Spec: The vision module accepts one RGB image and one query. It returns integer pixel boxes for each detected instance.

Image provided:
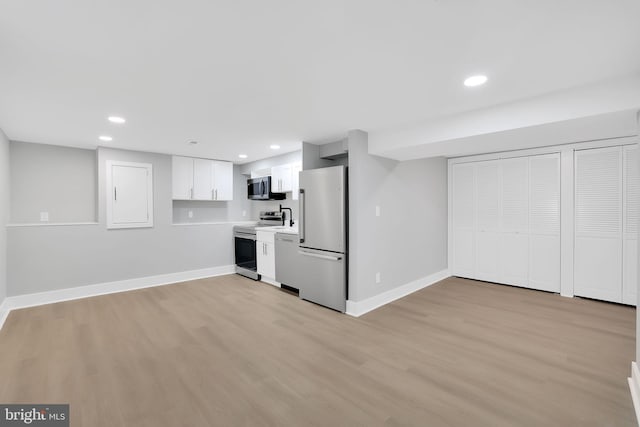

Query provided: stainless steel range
[233,211,284,280]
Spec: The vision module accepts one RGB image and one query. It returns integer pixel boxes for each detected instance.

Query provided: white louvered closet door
[528,154,561,292]
[574,147,623,303]
[475,160,501,283]
[500,157,529,287]
[452,163,476,278]
[623,145,638,305]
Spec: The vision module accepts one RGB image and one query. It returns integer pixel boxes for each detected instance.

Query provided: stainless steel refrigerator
[298,165,347,312]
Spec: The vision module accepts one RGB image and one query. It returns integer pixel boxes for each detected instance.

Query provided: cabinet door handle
[114,187,117,201]
[299,189,305,243]
[190,188,193,199]
[215,189,218,200]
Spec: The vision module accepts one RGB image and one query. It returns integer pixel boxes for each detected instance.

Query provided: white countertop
[255,224,299,235]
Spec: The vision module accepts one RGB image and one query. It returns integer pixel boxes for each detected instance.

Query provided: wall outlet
[188,210,194,219]
[375,205,380,217]
[40,212,49,222]
[375,272,381,284]
[242,210,246,217]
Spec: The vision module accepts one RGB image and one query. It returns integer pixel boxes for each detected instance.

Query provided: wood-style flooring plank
[0,275,635,426]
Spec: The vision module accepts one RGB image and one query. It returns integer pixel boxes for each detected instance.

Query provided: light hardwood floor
[0,276,635,426]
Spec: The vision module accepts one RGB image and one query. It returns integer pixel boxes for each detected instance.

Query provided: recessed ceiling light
[108,116,126,124]
[270,145,280,150]
[99,135,113,142]
[188,140,198,145]
[464,75,488,87]
[238,154,248,159]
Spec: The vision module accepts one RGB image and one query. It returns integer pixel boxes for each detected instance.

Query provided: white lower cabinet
[256,231,276,280]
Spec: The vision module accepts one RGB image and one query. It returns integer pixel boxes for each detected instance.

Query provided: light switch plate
[375,272,381,284]
[40,212,49,222]
[188,210,194,219]
[375,206,380,217]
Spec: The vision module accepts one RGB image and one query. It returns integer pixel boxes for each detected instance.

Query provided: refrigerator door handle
[298,250,342,261]
[299,189,305,243]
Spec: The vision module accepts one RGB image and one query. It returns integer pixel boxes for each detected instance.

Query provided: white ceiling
[1,0,639,163]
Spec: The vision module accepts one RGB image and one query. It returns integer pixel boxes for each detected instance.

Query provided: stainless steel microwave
[247,176,286,200]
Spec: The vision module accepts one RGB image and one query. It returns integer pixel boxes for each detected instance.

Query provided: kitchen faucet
[279,205,294,227]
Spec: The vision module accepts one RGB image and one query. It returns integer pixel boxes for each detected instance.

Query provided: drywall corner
[0,129,10,306]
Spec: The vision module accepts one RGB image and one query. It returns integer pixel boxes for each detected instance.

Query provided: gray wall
[348,130,448,302]
[0,129,10,304]
[10,141,96,223]
[302,142,335,170]
[7,146,244,296]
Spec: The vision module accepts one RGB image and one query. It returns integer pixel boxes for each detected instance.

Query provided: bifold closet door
[451,154,560,292]
[475,160,501,283]
[528,154,561,292]
[452,162,476,278]
[574,147,623,303]
[499,157,529,287]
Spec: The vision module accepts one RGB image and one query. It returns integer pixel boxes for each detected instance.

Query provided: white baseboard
[0,297,9,332]
[346,269,450,317]
[628,362,640,426]
[0,265,235,331]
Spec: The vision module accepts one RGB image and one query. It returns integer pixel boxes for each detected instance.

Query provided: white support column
[560,149,574,297]
[636,110,640,362]
[630,110,640,426]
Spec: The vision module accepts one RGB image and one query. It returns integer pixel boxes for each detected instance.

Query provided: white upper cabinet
[106,160,154,229]
[270,161,302,197]
[172,156,194,200]
[171,156,233,201]
[212,160,233,201]
[193,158,214,200]
[271,164,293,193]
